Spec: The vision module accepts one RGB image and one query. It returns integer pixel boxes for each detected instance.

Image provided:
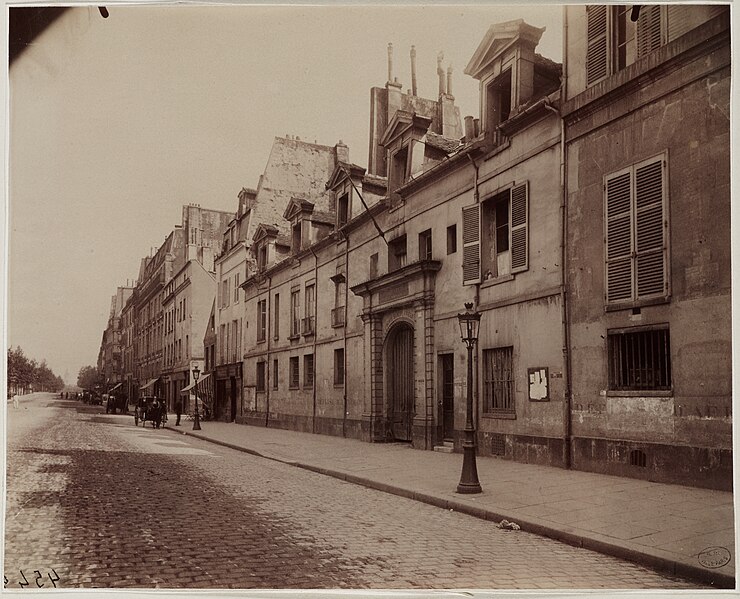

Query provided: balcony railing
[301,316,315,336]
[331,307,345,327]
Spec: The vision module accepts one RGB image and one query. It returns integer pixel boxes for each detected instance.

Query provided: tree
[77,365,103,390]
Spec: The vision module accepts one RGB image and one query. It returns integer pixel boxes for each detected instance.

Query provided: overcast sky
[8,4,563,383]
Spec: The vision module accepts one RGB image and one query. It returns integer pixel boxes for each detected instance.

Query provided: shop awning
[140,378,159,391]
[109,383,122,391]
[180,373,211,393]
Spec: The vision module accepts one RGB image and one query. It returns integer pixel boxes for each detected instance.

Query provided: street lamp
[457,302,482,494]
[192,365,202,431]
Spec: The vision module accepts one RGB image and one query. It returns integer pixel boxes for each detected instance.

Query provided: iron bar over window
[608,327,671,391]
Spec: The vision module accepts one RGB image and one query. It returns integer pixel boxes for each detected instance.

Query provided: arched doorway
[386,323,414,441]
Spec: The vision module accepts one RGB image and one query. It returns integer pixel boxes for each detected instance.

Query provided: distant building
[562,5,731,489]
[97,285,134,395]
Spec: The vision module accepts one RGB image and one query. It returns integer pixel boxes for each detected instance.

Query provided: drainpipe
[466,152,481,432]
[342,230,350,437]
[265,275,272,428]
[309,246,319,434]
[544,95,572,470]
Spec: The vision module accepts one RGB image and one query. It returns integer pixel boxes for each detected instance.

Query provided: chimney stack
[464,116,475,140]
[437,51,446,96]
[410,45,417,96]
[387,43,393,83]
[447,64,453,97]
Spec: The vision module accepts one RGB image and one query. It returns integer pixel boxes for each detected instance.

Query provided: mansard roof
[464,19,546,80]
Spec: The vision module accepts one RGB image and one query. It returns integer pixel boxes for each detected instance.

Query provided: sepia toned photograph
[5,2,734,592]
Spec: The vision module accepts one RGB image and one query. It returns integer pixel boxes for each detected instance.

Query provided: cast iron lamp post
[457,302,482,494]
[192,365,202,431]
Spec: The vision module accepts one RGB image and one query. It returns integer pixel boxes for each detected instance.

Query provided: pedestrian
[175,396,182,426]
[151,397,161,428]
[12,394,19,409]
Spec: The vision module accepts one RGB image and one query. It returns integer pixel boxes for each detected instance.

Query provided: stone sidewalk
[164,420,736,588]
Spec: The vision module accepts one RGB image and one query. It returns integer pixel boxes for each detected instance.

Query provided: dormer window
[257,244,267,270]
[390,146,409,191]
[337,192,349,226]
[292,223,302,253]
[486,69,512,131]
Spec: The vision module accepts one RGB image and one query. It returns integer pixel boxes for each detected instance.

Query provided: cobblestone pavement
[5,395,704,590]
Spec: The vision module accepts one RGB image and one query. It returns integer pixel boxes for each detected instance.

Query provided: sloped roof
[425,131,462,154]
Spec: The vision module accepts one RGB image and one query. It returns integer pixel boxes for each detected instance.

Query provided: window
[303,285,315,335]
[256,361,266,392]
[419,229,432,261]
[272,359,279,390]
[332,277,346,327]
[447,224,457,254]
[290,290,300,337]
[605,156,667,305]
[608,326,671,391]
[337,192,349,226]
[462,182,529,285]
[585,5,703,87]
[390,146,409,191]
[388,235,407,272]
[303,354,314,388]
[289,356,299,388]
[292,223,302,253]
[369,253,379,279]
[483,347,514,414]
[257,299,267,342]
[485,69,512,131]
[185,335,189,358]
[273,294,280,340]
[334,348,345,386]
[234,273,240,302]
[257,244,267,270]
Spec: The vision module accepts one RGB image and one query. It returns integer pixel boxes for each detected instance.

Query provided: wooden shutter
[605,170,633,303]
[637,5,664,58]
[462,204,481,285]
[666,5,692,42]
[510,182,529,273]
[586,5,608,86]
[635,158,666,298]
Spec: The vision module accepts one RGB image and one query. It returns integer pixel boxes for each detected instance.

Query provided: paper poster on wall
[528,367,549,401]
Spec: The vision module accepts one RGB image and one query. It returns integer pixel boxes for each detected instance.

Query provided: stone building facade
[562,5,731,489]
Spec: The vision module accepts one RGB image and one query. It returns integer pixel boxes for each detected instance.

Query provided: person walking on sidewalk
[12,394,19,409]
[175,397,182,426]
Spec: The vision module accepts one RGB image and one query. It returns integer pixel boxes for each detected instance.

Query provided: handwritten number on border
[34,570,44,588]
[18,570,29,588]
[48,569,60,588]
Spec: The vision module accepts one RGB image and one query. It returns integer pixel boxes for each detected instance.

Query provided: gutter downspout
[342,230,350,438]
[264,275,272,428]
[309,246,319,434]
[466,152,481,431]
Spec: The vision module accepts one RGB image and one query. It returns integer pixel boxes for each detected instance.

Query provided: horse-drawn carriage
[134,396,167,428]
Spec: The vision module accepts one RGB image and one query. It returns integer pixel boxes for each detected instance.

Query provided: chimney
[464,116,475,140]
[473,118,480,137]
[410,45,417,96]
[335,140,349,164]
[446,65,453,97]
[437,51,446,96]
[387,43,393,83]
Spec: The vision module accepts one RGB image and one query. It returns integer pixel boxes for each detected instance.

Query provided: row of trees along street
[76,365,105,392]
[7,346,65,396]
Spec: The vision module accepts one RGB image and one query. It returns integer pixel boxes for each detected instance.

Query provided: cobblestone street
[5,394,704,590]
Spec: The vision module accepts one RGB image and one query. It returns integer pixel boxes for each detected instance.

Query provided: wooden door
[388,325,414,441]
[441,354,455,440]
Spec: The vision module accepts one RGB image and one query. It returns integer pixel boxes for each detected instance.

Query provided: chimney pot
[464,115,475,140]
[410,45,417,96]
[387,43,393,83]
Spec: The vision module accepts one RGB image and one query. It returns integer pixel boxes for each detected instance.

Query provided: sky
[7,3,563,384]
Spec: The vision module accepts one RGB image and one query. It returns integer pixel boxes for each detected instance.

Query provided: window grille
[483,347,514,414]
[334,348,345,385]
[608,327,671,391]
[256,362,266,392]
[304,354,314,388]
[289,357,299,388]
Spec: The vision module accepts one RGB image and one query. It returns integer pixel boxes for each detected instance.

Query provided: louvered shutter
[510,182,529,273]
[586,5,608,86]
[605,171,633,303]
[462,204,481,285]
[635,158,666,298]
[666,5,692,42]
[637,5,664,58]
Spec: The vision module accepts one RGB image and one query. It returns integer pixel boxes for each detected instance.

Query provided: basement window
[607,326,671,391]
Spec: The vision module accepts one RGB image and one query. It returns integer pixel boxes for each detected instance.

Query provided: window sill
[481,273,515,289]
[303,332,315,338]
[289,385,299,390]
[256,389,266,394]
[605,295,671,312]
[288,334,300,341]
[605,390,673,398]
[303,385,314,390]
[333,383,345,388]
[331,323,345,329]
[482,411,517,420]
[257,338,266,344]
